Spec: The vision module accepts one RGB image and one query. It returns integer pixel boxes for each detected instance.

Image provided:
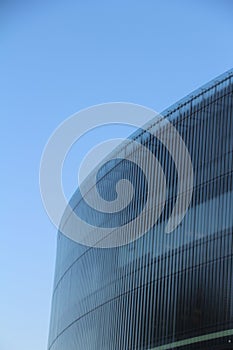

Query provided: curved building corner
[48,70,233,350]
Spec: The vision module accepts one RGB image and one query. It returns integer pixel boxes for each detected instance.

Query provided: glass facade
[48,70,233,350]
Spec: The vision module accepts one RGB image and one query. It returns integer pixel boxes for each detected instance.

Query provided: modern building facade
[48,70,233,350]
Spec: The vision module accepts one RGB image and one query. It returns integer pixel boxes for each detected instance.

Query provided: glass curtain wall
[48,70,233,350]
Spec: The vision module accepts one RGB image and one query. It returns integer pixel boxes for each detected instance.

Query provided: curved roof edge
[130,68,233,141]
[161,68,233,117]
[66,68,233,212]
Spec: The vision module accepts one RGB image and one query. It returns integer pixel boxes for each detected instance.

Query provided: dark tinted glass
[48,71,233,350]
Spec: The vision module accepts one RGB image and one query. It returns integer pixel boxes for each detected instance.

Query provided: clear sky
[1,1,233,349]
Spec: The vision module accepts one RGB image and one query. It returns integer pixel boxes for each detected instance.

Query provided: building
[48,70,233,350]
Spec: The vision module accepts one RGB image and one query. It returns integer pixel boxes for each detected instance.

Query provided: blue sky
[1,1,233,349]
